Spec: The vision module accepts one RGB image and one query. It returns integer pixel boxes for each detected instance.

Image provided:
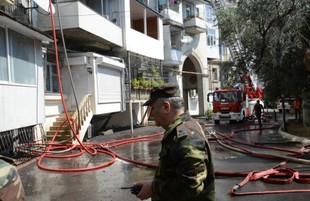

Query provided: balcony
[163,48,182,66]
[160,8,183,27]
[186,0,210,4]
[184,16,207,34]
[36,1,122,52]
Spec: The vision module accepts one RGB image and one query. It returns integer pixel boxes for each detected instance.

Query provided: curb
[278,124,310,146]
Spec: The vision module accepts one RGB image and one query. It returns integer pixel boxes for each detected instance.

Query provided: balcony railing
[184,16,207,34]
[0,1,30,24]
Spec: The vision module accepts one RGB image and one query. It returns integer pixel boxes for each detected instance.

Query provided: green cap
[143,83,179,106]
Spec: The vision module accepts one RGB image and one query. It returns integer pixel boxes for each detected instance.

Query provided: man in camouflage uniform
[134,83,215,201]
[0,159,25,201]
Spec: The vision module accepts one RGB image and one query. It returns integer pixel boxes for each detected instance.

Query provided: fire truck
[207,74,264,124]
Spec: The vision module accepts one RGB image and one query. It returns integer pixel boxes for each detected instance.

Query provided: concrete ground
[16,113,310,201]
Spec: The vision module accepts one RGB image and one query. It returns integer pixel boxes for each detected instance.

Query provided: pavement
[16,112,310,201]
[275,112,310,146]
[278,124,310,146]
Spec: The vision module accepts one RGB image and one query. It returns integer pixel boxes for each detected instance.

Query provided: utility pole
[281,95,287,131]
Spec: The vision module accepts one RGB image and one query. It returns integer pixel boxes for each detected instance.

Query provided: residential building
[0,0,221,156]
[0,0,52,155]
[161,0,219,116]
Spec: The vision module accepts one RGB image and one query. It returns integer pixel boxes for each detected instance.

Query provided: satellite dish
[34,0,55,14]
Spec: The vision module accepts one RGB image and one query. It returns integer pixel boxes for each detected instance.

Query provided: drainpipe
[128,51,134,133]
[303,91,310,128]
[144,8,147,35]
[281,95,287,131]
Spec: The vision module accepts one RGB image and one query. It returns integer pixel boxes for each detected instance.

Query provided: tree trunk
[302,91,310,127]
[304,49,310,72]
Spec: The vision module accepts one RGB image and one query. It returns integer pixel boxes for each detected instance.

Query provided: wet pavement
[17,116,310,201]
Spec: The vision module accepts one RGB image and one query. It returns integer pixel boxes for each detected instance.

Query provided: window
[212,68,218,81]
[169,0,180,12]
[0,27,7,81]
[0,27,36,85]
[45,62,59,93]
[86,0,110,18]
[171,32,181,49]
[207,28,216,47]
[214,91,240,102]
[158,0,167,12]
[185,3,199,19]
[205,5,216,25]
[185,4,192,18]
[220,42,229,57]
[8,29,35,85]
[195,7,199,17]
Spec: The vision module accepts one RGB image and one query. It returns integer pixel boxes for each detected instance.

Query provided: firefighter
[133,83,215,201]
[253,100,264,129]
[294,97,301,120]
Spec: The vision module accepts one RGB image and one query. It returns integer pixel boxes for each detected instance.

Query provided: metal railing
[70,94,92,137]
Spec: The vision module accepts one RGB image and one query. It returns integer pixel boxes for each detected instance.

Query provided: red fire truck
[207,74,264,124]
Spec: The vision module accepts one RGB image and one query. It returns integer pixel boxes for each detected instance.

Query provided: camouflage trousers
[0,159,25,201]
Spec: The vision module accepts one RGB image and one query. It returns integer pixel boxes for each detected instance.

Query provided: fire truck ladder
[211,0,258,90]
[212,0,246,65]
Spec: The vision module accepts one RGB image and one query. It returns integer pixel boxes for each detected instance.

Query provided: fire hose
[229,166,310,196]
[16,125,310,196]
[209,131,310,195]
[14,0,308,196]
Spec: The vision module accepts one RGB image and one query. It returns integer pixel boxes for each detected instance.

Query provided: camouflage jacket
[151,113,215,201]
[0,159,25,201]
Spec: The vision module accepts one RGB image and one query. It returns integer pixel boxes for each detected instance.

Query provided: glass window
[169,0,180,12]
[185,4,192,18]
[207,28,216,47]
[45,62,59,93]
[171,32,181,49]
[148,0,159,12]
[86,0,103,16]
[159,0,167,12]
[86,0,110,18]
[8,29,36,85]
[205,5,216,25]
[212,68,218,81]
[214,91,240,102]
[0,27,8,81]
[195,7,199,17]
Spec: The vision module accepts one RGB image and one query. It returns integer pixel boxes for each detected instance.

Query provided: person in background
[133,83,215,201]
[294,97,301,120]
[253,100,264,129]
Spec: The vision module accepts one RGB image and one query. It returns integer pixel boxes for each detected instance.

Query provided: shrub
[204,109,213,120]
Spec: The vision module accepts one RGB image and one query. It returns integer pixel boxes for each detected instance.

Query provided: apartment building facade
[0,0,221,154]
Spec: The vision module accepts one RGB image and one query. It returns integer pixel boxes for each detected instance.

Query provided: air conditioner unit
[0,0,15,6]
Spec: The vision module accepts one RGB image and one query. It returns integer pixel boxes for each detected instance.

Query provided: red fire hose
[229,166,310,196]
[17,0,309,196]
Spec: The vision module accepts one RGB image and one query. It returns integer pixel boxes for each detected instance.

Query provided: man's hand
[134,180,153,200]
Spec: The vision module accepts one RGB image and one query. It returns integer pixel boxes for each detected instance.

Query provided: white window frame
[45,62,59,93]
[207,28,216,47]
[169,0,180,12]
[205,4,216,25]
[0,26,36,85]
[212,67,218,82]
[0,27,8,82]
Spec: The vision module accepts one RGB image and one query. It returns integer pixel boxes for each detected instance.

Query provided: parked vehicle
[207,74,264,124]
[276,97,294,113]
[207,87,263,124]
